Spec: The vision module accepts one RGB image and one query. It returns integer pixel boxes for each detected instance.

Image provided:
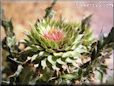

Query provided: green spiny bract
[24,17,95,84]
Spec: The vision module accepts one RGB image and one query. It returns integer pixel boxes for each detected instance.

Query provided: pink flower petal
[43,28,64,42]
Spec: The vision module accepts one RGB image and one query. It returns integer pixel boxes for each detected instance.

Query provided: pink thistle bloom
[44,28,64,42]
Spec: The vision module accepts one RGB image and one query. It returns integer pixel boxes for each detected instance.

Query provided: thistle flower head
[25,18,94,75]
[43,28,64,42]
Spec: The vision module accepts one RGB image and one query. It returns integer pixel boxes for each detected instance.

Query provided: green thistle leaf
[47,55,56,65]
[41,59,47,69]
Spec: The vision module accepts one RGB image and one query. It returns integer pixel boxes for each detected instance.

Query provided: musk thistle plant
[24,16,94,83]
[1,0,114,85]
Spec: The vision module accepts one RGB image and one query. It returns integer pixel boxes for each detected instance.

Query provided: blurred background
[1,0,114,83]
